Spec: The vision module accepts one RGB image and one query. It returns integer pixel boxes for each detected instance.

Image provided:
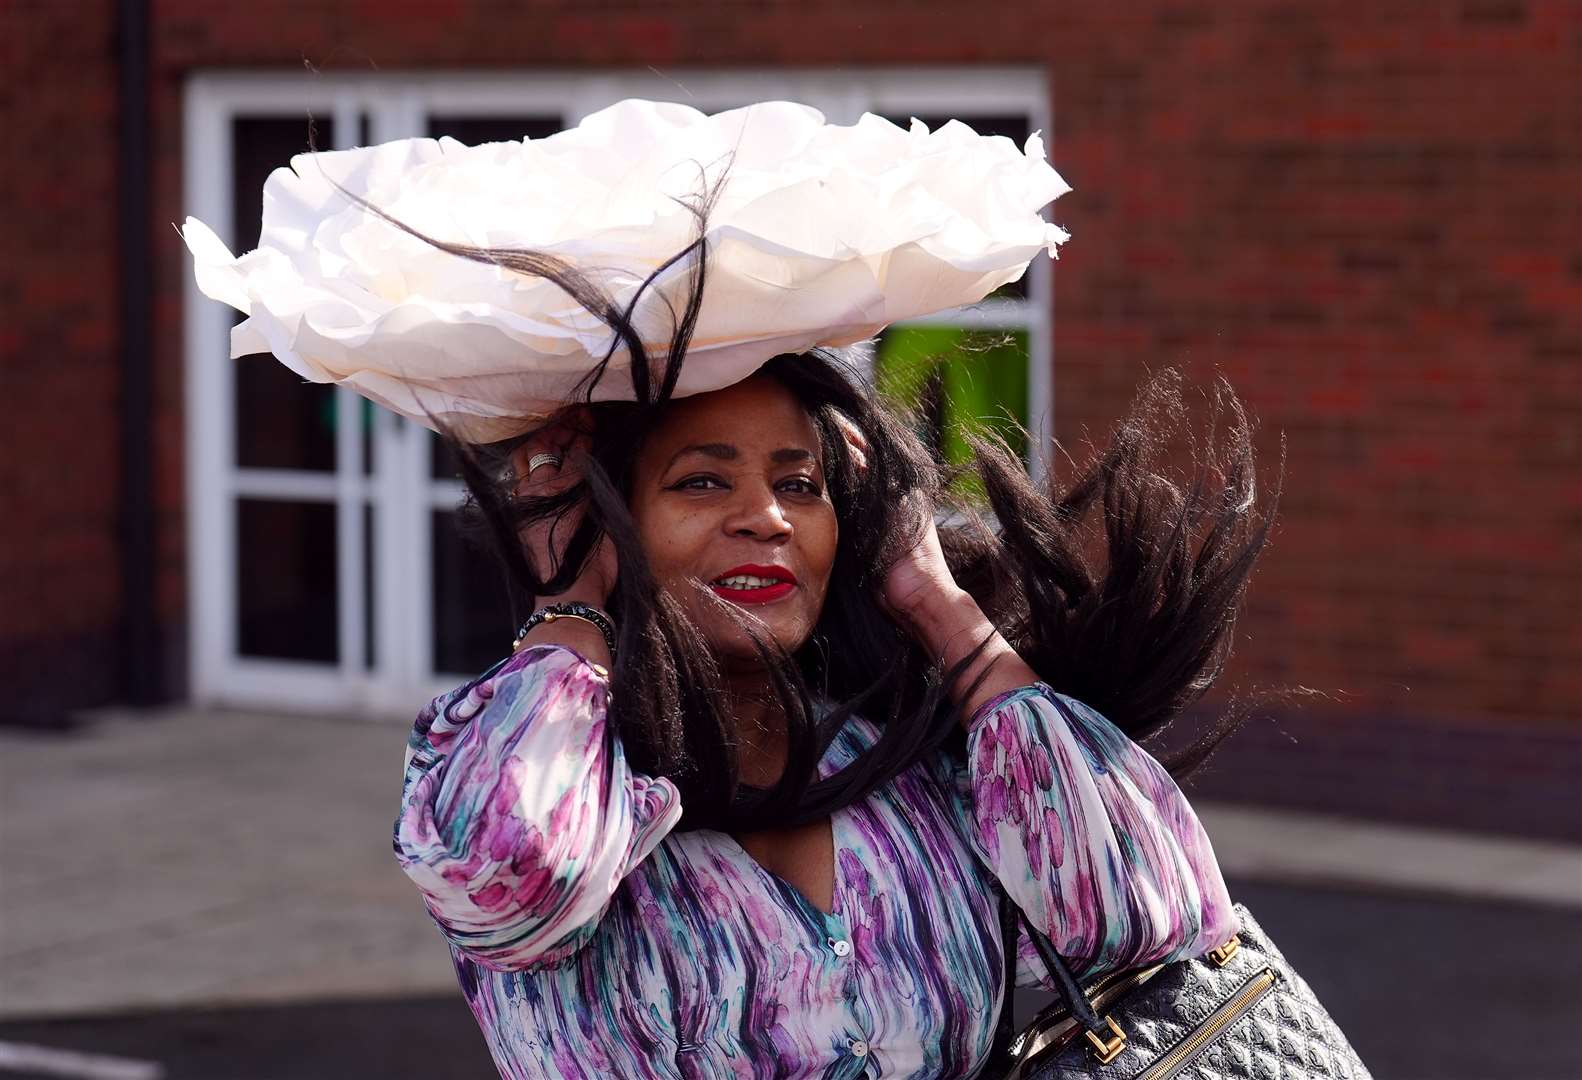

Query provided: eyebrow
[664,443,817,472]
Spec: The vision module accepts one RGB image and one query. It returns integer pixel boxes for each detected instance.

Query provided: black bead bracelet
[512,601,617,659]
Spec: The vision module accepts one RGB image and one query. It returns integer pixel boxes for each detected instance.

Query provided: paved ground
[0,707,457,1019]
[2,704,1579,1078]
[2,881,1578,1079]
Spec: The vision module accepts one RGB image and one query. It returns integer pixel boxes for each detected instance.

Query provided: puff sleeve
[965,684,1238,981]
[393,645,682,971]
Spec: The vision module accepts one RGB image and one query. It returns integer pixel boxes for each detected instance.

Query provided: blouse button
[848,1039,869,1057]
[829,938,852,957]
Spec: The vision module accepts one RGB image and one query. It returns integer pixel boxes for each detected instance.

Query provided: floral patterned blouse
[394,645,1237,1079]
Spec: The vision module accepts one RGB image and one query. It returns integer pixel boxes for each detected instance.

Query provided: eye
[777,475,822,496]
[669,473,727,491]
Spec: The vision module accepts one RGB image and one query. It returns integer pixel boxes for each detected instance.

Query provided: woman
[391,342,1268,1078]
[185,100,1274,1078]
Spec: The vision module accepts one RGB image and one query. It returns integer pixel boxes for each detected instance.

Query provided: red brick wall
[1,0,124,720]
[9,3,1581,824]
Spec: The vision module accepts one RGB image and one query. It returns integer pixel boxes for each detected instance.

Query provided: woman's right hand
[511,411,618,608]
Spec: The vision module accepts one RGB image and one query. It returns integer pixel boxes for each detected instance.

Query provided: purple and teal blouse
[394,645,1237,1079]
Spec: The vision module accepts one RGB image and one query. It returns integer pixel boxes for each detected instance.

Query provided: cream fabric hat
[183,99,1071,441]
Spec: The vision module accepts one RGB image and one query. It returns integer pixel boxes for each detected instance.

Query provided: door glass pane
[874,326,1030,499]
[361,398,378,477]
[431,432,466,482]
[232,117,337,471]
[426,115,562,145]
[431,510,516,677]
[894,112,1030,144]
[236,498,339,662]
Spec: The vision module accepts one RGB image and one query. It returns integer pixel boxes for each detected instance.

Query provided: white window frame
[184,67,1055,716]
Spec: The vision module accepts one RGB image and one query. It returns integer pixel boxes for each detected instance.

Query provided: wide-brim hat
[183,98,1070,442]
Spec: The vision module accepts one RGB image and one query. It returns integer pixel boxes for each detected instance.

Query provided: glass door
[185,93,386,714]
[184,83,580,714]
[229,116,348,670]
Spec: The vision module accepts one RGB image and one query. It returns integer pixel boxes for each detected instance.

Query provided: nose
[722,481,792,542]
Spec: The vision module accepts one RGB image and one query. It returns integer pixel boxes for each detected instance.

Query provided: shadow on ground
[3,880,1579,1079]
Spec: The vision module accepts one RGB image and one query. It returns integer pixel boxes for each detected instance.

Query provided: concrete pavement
[2,702,1579,1022]
[0,705,457,1020]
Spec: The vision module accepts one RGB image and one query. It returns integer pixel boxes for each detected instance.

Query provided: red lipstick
[709,563,798,605]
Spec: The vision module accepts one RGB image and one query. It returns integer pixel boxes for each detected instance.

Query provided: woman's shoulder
[404,644,608,764]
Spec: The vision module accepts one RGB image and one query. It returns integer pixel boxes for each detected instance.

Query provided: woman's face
[629,375,838,666]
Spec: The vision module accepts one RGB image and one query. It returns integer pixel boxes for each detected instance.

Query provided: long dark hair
[344,177,1279,832]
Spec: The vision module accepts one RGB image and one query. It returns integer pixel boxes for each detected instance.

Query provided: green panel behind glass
[874,327,1029,497]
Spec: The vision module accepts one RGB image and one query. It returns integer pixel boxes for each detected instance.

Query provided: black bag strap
[986,888,1023,1072]
[985,695,1132,1067]
[992,886,1120,1065]
[1019,907,1110,1037]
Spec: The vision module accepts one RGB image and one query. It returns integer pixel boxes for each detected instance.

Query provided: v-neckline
[714,709,857,919]
[720,811,843,919]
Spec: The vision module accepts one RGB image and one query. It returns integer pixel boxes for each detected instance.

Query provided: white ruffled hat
[183,99,1070,442]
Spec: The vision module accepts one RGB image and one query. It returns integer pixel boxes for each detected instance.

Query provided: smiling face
[628,375,838,667]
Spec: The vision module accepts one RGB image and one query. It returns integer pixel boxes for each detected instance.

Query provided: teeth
[714,574,784,589]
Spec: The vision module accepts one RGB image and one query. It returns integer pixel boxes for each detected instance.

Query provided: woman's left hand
[838,417,1037,712]
[834,417,966,638]
[878,494,965,632]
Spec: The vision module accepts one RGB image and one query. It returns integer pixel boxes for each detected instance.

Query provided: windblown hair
[348,179,1280,832]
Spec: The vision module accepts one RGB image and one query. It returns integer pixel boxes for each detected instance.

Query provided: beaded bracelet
[512,601,617,659]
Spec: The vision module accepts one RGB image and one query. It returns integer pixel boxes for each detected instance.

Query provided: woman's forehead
[645,376,822,460]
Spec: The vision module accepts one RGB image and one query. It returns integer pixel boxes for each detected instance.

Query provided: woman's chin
[699,617,814,666]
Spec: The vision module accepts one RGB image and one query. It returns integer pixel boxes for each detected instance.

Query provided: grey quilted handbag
[992,902,1372,1080]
